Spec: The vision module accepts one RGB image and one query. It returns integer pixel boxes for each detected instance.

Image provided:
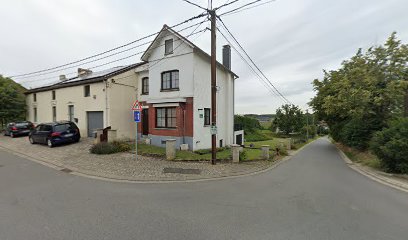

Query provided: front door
[142,109,149,135]
[87,111,104,137]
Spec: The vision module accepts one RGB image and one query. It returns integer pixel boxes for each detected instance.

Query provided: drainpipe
[104,79,109,128]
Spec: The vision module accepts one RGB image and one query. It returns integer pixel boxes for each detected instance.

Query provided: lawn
[134,143,273,161]
[335,143,382,169]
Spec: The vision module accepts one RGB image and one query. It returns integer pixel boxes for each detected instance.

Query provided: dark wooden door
[142,109,149,135]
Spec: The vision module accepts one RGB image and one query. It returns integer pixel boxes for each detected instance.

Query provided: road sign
[210,125,217,135]
[131,100,142,111]
[134,111,141,122]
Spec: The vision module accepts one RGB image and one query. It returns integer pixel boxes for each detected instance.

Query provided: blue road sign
[133,111,141,122]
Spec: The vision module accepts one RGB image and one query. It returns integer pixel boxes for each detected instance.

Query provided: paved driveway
[1,137,407,240]
[0,135,273,181]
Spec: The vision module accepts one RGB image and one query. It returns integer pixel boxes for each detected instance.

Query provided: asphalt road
[1,138,407,240]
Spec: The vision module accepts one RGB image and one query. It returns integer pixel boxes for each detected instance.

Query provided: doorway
[142,109,149,135]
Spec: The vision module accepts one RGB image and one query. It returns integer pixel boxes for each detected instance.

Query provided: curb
[332,140,408,194]
[0,138,318,184]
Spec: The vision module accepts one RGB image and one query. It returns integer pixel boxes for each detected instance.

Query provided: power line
[20,28,207,85]
[219,0,270,16]
[216,25,286,103]
[217,16,292,104]
[213,0,240,10]
[8,12,207,78]
[181,0,208,10]
[15,20,209,81]
[221,0,275,16]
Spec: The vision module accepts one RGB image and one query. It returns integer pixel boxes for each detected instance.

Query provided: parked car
[4,121,35,138]
[29,121,80,147]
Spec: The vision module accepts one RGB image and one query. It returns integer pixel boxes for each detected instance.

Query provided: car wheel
[47,139,54,148]
[29,136,35,144]
[10,132,14,138]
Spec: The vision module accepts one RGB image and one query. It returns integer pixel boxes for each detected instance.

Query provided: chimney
[77,68,92,77]
[222,45,231,70]
[59,75,66,81]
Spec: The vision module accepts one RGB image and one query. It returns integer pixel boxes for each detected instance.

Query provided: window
[204,108,211,126]
[52,106,57,121]
[52,91,56,100]
[161,70,179,90]
[33,93,37,102]
[156,107,176,128]
[84,85,90,97]
[54,123,71,132]
[41,125,52,132]
[68,105,74,122]
[142,77,149,94]
[33,107,37,122]
[165,39,173,55]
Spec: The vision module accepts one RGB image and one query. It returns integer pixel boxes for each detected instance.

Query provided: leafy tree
[310,32,408,149]
[234,115,262,133]
[274,104,304,135]
[370,118,408,173]
[0,75,26,126]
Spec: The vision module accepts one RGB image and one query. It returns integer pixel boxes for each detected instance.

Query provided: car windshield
[54,124,70,132]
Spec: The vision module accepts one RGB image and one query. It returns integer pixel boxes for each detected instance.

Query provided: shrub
[239,150,248,161]
[90,142,120,154]
[370,118,408,174]
[90,140,132,155]
[244,130,269,142]
[340,118,374,150]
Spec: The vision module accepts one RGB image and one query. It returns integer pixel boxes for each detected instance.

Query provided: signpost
[132,100,142,160]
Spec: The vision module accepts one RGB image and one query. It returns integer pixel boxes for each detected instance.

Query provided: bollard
[231,144,240,163]
[286,138,291,150]
[261,145,270,160]
[166,139,176,160]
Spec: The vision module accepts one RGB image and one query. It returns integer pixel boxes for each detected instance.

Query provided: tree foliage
[310,32,408,149]
[0,75,26,125]
[273,104,304,135]
[234,115,262,133]
[370,118,408,173]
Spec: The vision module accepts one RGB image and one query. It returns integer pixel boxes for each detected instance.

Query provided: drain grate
[60,168,73,173]
[163,167,201,175]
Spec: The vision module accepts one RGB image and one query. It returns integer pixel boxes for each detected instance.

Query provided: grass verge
[335,142,382,169]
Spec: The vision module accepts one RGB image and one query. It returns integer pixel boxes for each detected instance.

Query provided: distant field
[259,121,271,129]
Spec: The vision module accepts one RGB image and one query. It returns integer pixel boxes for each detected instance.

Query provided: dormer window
[165,39,173,55]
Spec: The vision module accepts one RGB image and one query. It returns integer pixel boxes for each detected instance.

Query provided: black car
[29,121,81,148]
[4,121,35,138]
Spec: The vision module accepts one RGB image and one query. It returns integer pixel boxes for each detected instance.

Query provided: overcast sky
[1,0,407,114]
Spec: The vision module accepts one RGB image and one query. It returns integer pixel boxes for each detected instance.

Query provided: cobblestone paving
[0,135,275,181]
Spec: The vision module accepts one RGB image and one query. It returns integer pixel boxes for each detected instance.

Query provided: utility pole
[210,9,217,165]
[306,109,309,140]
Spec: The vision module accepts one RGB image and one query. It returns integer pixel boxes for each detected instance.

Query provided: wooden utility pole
[210,9,217,165]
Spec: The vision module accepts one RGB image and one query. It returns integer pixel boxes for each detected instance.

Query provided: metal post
[306,110,309,140]
[135,119,138,161]
[210,10,217,165]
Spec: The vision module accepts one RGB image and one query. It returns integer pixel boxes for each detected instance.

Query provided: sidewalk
[0,135,275,182]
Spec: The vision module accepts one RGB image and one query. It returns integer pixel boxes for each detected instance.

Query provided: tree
[310,32,408,149]
[234,115,262,133]
[0,75,27,126]
[274,104,303,135]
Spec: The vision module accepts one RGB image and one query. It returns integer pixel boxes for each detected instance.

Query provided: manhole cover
[163,167,201,175]
[60,168,73,173]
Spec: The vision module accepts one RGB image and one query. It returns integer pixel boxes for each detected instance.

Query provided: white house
[25,24,243,150]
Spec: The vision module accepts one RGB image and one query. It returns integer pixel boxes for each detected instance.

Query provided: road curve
[1,137,407,240]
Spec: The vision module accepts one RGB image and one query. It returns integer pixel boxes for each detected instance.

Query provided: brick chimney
[222,45,231,70]
[78,68,92,77]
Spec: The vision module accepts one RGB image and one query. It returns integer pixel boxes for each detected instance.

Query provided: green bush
[239,150,248,161]
[370,118,408,174]
[90,142,120,154]
[90,140,132,155]
[340,118,375,150]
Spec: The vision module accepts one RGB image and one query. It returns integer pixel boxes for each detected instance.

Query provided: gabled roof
[141,24,238,78]
[25,62,146,94]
